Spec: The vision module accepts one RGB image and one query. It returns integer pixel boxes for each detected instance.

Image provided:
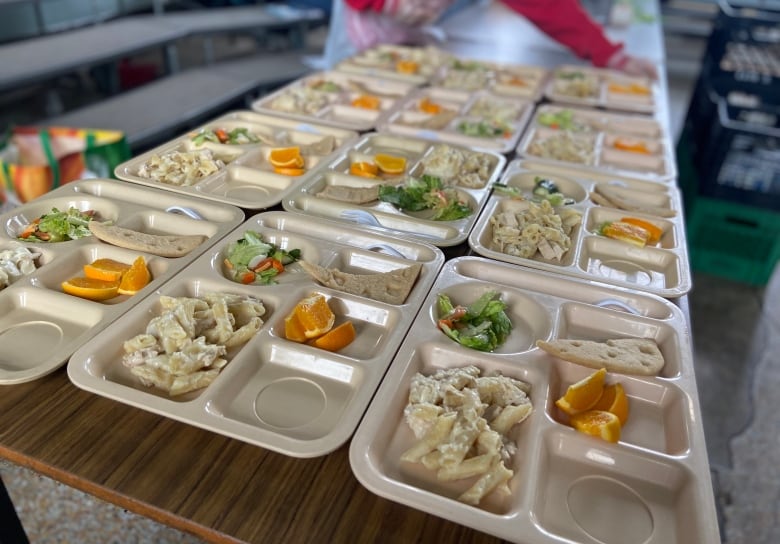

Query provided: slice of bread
[88,221,207,258]
[536,338,664,375]
[299,260,421,305]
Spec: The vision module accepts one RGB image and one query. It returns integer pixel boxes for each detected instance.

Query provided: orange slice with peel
[569,410,621,443]
[83,258,131,282]
[351,94,381,110]
[591,382,630,425]
[555,368,607,415]
[310,321,355,352]
[349,161,379,178]
[118,256,151,295]
[396,60,419,74]
[374,153,406,175]
[269,147,304,168]
[273,166,306,176]
[291,293,335,339]
[419,97,442,114]
[62,276,120,301]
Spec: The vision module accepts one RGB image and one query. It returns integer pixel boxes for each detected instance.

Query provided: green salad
[437,291,512,352]
[224,230,301,285]
[456,119,513,138]
[191,127,260,146]
[18,207,95,242]
[378,175,472,221]
[536,109,582,131]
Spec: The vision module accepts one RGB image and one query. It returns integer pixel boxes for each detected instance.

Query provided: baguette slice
[88,221,207,258]
[299,260,421,305]
[536,338,664,376]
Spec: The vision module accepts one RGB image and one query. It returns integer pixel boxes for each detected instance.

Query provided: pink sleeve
[500,0,623,67]
[345,0,391,13]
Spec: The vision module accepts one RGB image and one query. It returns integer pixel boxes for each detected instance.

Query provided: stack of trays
[431,57,548,101]
[350,256,719,544]
[67,211,444,457]
[335,44,455,85]
[469,159,691,298]
[282,133,507,246]
[250,71,419,131]
[545,64,658,114]
[379,87,533,153]
[517,104,676,181]
[113,111,358,210]
[0,180,244,384]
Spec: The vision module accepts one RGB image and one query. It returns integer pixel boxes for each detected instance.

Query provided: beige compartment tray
[468,159,691,298]
[349,256,719,544]
[517,104,676,182]
[379,87,533,154]
[67,211,444,457]
[250,70,418,131]
[336,44,455,85]
[113,111,358,210]
[430,57,548,101]
[545,64,658,114]
[282,132,506,247]
[0,180,244,385]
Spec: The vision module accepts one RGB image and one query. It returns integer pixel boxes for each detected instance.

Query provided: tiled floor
[2,21,780,544]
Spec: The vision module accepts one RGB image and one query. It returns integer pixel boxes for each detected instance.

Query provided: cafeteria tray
[379,87,534,154]
[516,104,676,182]
[282,132,507,247]
[250,70,419,131]
[67,211,445,457]
[544,64,658,114]
[0,180,244,385]
[350,256,719,544]
[430,57,548,101]
[336,44,455,85]
[468,158,691,298]
[113,110,358,210]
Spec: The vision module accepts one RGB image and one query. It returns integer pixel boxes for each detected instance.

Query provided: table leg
[0,476,29,544]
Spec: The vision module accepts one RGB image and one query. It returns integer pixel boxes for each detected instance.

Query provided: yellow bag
[0,126,130,206]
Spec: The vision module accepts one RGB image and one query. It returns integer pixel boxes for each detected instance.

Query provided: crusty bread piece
[316,184,383,204]
[88,221,207,258]
[299,260,421,305]
[536,338,664,376]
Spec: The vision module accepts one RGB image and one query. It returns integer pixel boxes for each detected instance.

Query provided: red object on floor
[118,59,159,89]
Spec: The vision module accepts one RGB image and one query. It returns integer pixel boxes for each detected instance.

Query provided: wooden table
[0,2,683,543]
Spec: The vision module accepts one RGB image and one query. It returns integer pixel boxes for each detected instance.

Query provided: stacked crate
[678,1,780,284]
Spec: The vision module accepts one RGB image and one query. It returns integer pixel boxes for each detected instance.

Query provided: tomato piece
[240,271,256,284]
[215,129,229,143]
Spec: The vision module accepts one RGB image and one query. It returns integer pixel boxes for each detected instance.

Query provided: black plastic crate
[696,96,780,211]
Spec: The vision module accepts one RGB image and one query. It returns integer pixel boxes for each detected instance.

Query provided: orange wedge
[290,294,335,339]
[620,217,663,245]
[117,256,151,296]
[570,410,621,443]
[269,147,304,168]
[284,313,308,343]
[419,97,442,114]
[83,258,131,282]
[396,60,419,74]
[351,94,381,110]
[555,368,607,416]
[349,161,379,178]
[592,382,630,425]
[310,321,356,352]
[62,276,120,301]
[273,166,306,176]
[374,153,406,175]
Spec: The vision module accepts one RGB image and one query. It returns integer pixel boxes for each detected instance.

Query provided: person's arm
[501,0,620,66]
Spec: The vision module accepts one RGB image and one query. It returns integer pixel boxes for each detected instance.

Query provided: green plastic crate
[687,196,780,285]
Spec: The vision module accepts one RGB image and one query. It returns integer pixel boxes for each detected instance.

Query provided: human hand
[606,51,659,80]
[394,0,452,26]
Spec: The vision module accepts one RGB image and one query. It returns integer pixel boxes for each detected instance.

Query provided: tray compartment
[545,65,657,114]
[5,195,121,240]
[547,362,691,455]
[363,339,546,516]
[585,208,677,249]
[0,287,105,374]
[430,280,553,354]
[532,429,700,544]
[552,302,682,379]
[205,339,362,440]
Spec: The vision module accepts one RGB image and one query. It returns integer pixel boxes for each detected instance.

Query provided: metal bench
[40,52,311,151]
